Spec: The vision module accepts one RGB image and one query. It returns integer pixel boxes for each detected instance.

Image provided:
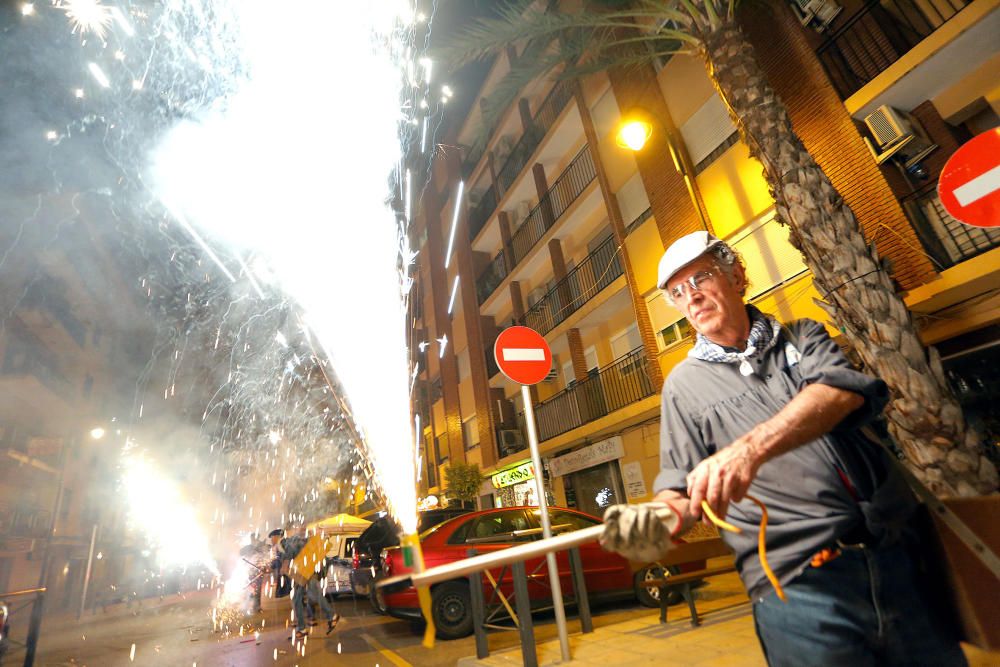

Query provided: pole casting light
[616,119,653,151]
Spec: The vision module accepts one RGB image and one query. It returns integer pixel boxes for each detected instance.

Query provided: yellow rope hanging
[700,495,787,603]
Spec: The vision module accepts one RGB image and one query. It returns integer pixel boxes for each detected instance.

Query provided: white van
[321,533,361,597]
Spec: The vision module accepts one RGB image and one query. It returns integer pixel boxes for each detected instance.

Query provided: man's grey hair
[709,242,749,296]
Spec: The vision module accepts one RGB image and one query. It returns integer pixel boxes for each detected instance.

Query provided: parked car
[351,508,471,612]
[379,506,705,639]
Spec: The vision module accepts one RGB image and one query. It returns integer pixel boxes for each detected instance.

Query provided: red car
[380,506,703,639]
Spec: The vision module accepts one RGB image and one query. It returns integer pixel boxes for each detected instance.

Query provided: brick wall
[739,1,938,290]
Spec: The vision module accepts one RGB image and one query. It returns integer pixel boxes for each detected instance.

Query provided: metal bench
[643,538,736,626]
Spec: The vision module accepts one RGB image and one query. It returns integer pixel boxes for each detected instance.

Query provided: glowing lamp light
[616,120,653,152]
[21,3,35,16]
[90,427,106,440]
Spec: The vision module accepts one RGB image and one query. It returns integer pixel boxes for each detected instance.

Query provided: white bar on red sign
[954,164,1000,207]
[502,348,546,361]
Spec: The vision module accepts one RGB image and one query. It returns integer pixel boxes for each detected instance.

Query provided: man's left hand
[686,436,762,520]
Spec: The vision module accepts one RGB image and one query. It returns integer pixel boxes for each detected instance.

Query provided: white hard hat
[657,231,723,289]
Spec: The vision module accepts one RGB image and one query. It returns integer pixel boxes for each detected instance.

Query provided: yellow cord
[700,496,787,603]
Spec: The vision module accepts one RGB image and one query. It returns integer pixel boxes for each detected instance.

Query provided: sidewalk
[459,571,764,667]
[458,571,1000,666]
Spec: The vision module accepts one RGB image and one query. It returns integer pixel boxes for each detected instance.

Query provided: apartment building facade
[0,196,147,611]
[410,0,999,514]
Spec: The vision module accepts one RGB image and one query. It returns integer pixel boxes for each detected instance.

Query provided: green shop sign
[491,462,535,489]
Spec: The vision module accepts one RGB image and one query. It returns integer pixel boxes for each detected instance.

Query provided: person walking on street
[269,528,340,640]
[600,231,966,666]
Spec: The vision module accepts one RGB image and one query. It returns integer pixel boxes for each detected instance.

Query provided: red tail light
[382,549,393,576]
[352,547,360,570]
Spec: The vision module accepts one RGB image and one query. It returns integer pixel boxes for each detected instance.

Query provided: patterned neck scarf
[689,305,782,376]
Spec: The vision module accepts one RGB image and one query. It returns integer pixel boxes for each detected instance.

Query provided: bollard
[511,560,537,667]
[568,547,593,634]
[467,549,489,659]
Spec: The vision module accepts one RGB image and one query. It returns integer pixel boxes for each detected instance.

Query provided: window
[542,509,599,533]
[462,416,480,450]
[457,350,471,382]
[610,323,642,360]
[615,173,651,229]
[729,212,808,299]
[659,318,692,348]
[679,93,738,173]
[462,511,533,544]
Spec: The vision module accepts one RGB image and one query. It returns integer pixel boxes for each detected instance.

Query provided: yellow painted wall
[624,216,665,295]
[696,143,775,238]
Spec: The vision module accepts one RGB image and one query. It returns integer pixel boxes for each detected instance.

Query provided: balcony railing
[518,346,656,442]
[522,235,623,335]
[495,80,575,197]
[816,0,971,99]
[476,251,509,305]
[510,147,596,267]
[468,185,498,241]
[901,182,1000,270]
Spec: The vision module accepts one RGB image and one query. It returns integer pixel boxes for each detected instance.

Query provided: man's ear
[733,262,749,296]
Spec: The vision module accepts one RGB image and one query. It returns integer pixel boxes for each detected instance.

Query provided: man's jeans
[752,540,966,667]
[292,578,335,632]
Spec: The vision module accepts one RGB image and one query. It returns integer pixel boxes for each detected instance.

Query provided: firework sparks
[57,0,114,39]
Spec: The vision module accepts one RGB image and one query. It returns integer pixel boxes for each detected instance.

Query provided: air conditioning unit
[865,105,917,149]
[526,287,547,308]
[862,105,937,168]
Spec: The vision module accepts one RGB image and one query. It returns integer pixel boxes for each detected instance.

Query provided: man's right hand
[599,502,682,563]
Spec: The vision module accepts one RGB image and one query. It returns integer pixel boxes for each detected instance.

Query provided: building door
[571,461,625,518]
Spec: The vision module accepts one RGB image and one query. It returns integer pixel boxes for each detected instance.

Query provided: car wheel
[431,581,473,640]
[369,584,387,615]
[634,565,683,608]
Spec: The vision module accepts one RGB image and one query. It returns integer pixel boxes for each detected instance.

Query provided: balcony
[476,251,509,305]
[475,146,597,304]
[0,504,52,539]
[510,147,596,268]
[517,346,657,443]
[902,182,1000,269]
[521,235,624,335]
[468,184,498,241]
[816,0,971,99]
[495,80,575,197]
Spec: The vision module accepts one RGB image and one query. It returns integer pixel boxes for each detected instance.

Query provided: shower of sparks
[149,0,426,532]
[19,0,452,621]
[58,0,114,38]
[121,452,219,574]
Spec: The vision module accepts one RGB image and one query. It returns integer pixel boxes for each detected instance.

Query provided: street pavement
[12,574,999,666]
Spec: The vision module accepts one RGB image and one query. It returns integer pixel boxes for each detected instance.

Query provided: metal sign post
[521,383,571,663]
[494,325,570,663]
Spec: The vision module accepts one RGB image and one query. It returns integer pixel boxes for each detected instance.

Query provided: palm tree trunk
[698,18,996,496]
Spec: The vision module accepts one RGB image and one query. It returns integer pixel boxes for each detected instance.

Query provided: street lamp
[615,111,709,231]
[90,427,106,440]
[615,119,653,151]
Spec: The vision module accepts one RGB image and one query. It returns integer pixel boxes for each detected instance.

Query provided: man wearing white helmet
[600,231,965,666]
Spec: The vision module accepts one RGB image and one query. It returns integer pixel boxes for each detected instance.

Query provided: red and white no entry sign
[938,129,1000,228]
[494,326,551,386]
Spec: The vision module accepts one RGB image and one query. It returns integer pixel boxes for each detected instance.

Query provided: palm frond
[443,0,708,156]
